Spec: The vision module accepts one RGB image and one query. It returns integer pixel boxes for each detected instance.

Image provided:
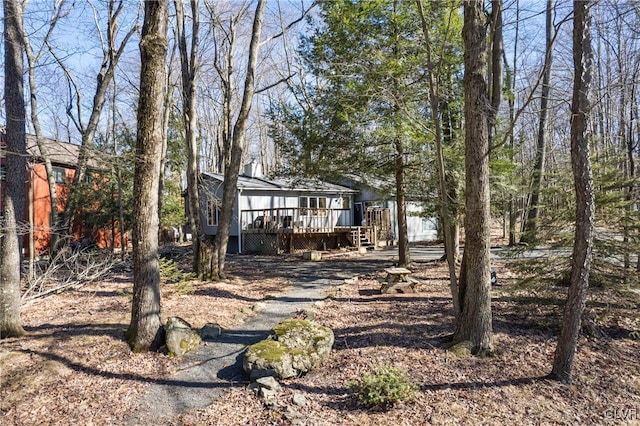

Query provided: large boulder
[243,318,334,379]
[165,316,202,357]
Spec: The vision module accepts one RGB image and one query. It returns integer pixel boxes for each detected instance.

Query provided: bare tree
[521,0,554,244]
[126,0,169,352]
[174,0,203,274]
[488,0,503,141]
[549,0,594,383]
[206,0,266,280]
[452,0,493,355]
[47,0,138,247]
[21,1,70,264]
[416,0,461,316]
[505,1,519,246]
[1,0,27,338]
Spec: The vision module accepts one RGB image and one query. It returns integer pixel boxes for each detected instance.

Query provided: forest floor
[1,240,640,425]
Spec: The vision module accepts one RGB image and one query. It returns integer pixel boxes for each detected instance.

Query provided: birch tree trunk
[126,0,168,352]
[1,0,27,338]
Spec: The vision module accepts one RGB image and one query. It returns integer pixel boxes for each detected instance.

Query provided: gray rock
[244,340,297,379]
[252,302,267,312]
[283,405,303,422]
[255,376,282,392]
[249,368,279,381]
[260,387,279,402]
[247,382,260,394]
[199,322,222,340]
[243,318,334,379]
[165,316,202,357]
[292,392,307,407]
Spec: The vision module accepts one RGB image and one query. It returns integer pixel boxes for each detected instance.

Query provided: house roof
[26,136,81,166]
[202,171,358,194]
[1,128,106,169]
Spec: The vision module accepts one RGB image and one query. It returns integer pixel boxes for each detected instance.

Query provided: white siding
[406,202,438,242]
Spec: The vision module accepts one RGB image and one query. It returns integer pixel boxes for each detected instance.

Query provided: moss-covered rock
[165,316,202,357]
[447,340,473,357]
[243,319,334,379]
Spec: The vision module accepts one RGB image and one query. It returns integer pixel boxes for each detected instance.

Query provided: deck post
[372,224,378,247]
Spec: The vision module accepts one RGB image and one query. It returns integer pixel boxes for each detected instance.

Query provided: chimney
[243,159,262,178]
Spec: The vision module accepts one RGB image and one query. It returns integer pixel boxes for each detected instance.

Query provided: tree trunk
[23,20,61,260]
[488,0,503,142]
[453,0,493,355]
[416,0,460,316]
[1,0,27,338]
[395,137,411,268]
[112,75,127,259]
[522,0,554,244]
[126,0,168,352]
[210,0,266,279]
[506,1,519,246]
[175,0,202,274]
[549,0,594,383]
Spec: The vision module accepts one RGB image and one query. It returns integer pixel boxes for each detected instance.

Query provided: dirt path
[128,248,437,423]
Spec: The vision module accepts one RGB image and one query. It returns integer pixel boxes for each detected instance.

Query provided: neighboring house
[197,162,438,255]
[0,129,123,256]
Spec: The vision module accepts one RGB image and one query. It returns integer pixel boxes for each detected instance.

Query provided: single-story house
[197,162,438,255]
[198,162,360,254]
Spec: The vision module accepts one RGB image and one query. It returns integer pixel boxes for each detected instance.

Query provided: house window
[53,166,67,184]
[299,196,327,216]
[207,198,219,226]
[341,195,350,209]
[421,218,433,232]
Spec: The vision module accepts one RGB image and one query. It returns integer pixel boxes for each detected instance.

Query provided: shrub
[159,258,196,294]
[347,366,418,408]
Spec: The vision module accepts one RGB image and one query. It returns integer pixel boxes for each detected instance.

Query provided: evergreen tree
[272,1,464,267]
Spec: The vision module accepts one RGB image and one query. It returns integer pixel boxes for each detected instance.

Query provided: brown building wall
[26,163,126,256]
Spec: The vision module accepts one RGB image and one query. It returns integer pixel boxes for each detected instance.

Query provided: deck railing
[241,207,352,233]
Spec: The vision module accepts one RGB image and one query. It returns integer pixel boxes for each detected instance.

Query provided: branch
[46,41,85,134]
[260,0,317,46]
[489,9,573,154]
[21,249,123,305]
[255,73,296,94]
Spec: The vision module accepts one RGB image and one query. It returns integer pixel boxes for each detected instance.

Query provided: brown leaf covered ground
[1,244,640,426]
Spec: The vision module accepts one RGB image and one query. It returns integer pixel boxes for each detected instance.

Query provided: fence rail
[241,207,352,233]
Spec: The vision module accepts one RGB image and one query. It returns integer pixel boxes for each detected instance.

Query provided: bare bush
[21,248,126,305]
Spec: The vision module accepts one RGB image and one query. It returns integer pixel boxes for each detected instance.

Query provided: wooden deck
[240,207,378,254]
